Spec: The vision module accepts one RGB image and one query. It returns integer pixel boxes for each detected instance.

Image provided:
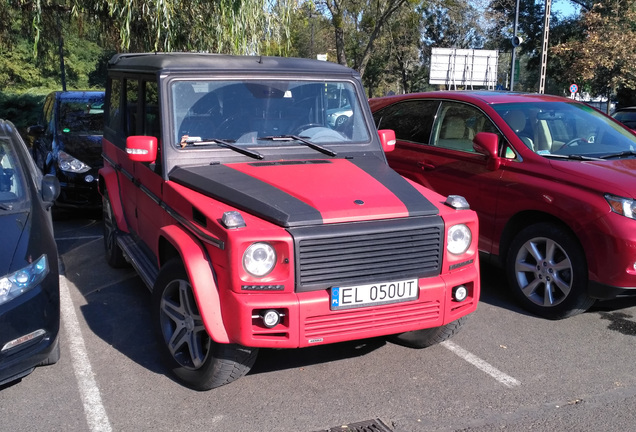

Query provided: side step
[117,234,159,291]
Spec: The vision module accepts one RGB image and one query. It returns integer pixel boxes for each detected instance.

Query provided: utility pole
[509,0,521,91]
[539,0,552,94]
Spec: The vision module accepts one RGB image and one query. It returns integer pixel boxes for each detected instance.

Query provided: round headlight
[447,224,472,255]
[243,242,277,277]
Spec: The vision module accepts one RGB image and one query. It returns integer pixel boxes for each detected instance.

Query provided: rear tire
[390,317,468,348]
[153,258,258,390]
[102,190,127,268]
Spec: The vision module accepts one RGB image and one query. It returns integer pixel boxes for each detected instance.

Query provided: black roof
[108,52,358,77]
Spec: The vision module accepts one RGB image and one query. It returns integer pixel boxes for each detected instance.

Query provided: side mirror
[473,132,501,170]
[126,136,157,163]
[378,129,396,153]
[27,125,45,136]
[41,174,60,208]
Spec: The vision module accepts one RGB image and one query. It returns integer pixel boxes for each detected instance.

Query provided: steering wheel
[293,123,323,135]
[561,137,588,149]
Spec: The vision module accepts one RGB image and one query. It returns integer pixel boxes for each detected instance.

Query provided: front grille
[289,216,443,292]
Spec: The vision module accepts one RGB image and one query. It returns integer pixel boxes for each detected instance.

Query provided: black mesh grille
[290,217,443,292]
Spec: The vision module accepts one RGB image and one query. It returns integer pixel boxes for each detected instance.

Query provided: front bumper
[0,280,60,386]
[56,168,102,209]
[218,265,479,348]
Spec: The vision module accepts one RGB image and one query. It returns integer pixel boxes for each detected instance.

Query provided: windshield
[57,96,105,136]
[494,102,636,158]
[171,79,370,148]
[0,136,28,210]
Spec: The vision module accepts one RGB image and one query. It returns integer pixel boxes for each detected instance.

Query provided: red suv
[98,54,480,390]
[370,91,636,320]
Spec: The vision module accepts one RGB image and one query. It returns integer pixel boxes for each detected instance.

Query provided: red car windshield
[493,102,636,158]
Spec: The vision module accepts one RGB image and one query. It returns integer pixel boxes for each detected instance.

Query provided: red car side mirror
[378,129,396,153]
[473,132,501,170]
[126,136,158,163]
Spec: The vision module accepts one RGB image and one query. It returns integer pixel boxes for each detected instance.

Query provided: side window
[143,81,160,139]
[107,78,122,134]
[373,100,439,144]
[125,79,139,137]
[433,102,500,153]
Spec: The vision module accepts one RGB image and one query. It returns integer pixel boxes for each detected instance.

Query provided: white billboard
[429,48,499,89]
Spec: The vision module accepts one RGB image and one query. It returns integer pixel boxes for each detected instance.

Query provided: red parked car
[370,91,636,319]
[98,54,480,390]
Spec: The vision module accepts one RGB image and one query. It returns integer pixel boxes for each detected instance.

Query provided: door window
[373,100,439,144]
[432,102,500,153]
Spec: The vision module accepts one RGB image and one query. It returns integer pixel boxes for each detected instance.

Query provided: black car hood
[57,134,104,167]
[0,211,28,275]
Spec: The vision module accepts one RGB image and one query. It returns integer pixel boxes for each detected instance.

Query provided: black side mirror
[41,174,60,208]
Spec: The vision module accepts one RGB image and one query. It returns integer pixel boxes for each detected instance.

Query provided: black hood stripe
[169,164,323,227]
[350,158,439,217]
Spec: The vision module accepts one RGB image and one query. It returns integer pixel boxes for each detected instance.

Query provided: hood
[0,211,28,275]
[169,158,439,227]
[56,134,104,167]
[550,158,636,198]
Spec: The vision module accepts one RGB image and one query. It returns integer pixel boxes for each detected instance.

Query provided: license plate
[330,279,418,310]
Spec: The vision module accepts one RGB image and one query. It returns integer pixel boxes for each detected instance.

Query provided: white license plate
[330,279,418,310]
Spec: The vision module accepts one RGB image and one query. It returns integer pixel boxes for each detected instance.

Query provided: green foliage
[0,92,46,132]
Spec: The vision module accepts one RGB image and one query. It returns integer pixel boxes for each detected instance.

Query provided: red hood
[549,158,636,198]
[169,158,439,227]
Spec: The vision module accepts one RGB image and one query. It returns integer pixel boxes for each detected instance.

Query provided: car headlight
[605,194,636,219]
[0,255,49,306]
[243,242,277,277]
[447,224,472,255]
[58,151,90,173]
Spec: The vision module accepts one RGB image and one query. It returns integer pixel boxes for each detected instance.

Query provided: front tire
[506,223,595,319]
[153,258,258,390]
[390,317,467,348]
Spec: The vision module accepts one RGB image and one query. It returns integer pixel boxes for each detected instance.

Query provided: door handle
[417,161,435,171]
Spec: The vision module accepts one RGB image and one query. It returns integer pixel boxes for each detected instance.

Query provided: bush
[0,92,47,134]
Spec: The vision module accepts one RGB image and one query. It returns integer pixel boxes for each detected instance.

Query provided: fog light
[85,174,95,183]
[452,285,468,302]
[262,310,281,328]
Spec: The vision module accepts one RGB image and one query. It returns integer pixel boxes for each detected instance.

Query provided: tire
[38,337,60,366]
[102,190,127,268]
[506,223,595,319]
[335,115,349,128]
[153,258,258,390]
[389,316,468,348]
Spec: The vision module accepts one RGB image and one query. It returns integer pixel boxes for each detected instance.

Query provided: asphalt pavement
[1,215,635,432]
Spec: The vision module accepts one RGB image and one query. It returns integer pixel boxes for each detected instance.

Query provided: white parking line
[441,340,521,388]
[59,275,113,432]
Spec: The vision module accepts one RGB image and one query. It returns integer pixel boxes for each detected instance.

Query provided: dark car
[611,106,636,130]
[28,91,105,210]
[0,119,61,386]
[370,91,636,319]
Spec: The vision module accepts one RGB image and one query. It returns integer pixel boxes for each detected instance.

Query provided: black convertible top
[108,52,358,77]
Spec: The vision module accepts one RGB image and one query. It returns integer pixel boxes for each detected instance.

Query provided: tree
[322,0,410,77]
[552,1,636,108]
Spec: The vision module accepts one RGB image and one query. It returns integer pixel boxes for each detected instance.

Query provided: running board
[117,234,159,291]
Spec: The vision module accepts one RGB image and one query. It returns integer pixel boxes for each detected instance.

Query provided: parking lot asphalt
[1,215,636,432]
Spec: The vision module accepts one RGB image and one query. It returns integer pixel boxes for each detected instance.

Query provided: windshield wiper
[258,135,337,157]
[0,202,13,210]
[542,153,602,161]
[599,150,636,159]
[180,137,264,160]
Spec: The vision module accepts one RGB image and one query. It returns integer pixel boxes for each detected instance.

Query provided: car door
[377,99,506,254]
